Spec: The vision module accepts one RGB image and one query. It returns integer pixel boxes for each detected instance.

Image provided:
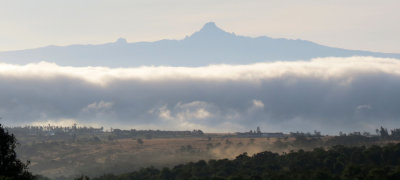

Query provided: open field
[17,135,286,179]
[13,129,400,179]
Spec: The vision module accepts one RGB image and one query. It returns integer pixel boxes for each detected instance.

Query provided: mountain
[0,22,399,67]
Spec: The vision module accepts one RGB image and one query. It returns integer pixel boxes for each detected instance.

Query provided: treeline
[8,124,400,141]
[7,124,103,136]
[289,126,400,139]
[272,127,400,150]
[112,129,204,139]
[6,125,204,139]
[91,143,400,180]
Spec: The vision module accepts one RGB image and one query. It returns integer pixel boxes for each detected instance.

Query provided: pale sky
[0,0,399,53]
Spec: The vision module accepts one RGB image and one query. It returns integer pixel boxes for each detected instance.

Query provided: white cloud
[356,104,372,111]
[150,101,214,130]
[1,56,400,86]
[252,100,264,109]
[82,101,114,112]
[1,56,400,133]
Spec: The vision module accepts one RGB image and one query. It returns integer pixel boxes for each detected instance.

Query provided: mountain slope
[0,22,399,67]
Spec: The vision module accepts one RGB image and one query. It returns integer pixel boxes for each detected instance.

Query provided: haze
[1,57,400,134]
[0,0,399,53]
[0,0,399,135]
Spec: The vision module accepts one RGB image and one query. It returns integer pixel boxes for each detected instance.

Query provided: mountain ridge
[0,22,399,67]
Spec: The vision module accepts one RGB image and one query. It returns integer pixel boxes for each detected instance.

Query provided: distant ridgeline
[0,22,399,67]
[7,124,400,140]
[112,128,204,139]
[6,125,205,139]
[6,125,292,139]
[236,126,285,138]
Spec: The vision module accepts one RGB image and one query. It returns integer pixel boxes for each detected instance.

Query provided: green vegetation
[137,138,144,145]
[93,143,400,180]
[6,124,400,179]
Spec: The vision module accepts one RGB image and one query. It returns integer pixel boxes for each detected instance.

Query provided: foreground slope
[94,143,400,180]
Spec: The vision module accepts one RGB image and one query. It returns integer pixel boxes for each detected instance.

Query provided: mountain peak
[186,22,233,40]
[198,22,224,33]
[115,38,127,44]
[201,22,217,30]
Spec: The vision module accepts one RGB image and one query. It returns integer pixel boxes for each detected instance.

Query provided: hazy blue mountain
[0,22,399,67]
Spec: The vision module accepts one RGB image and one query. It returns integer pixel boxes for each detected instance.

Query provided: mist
[1,56,400,134]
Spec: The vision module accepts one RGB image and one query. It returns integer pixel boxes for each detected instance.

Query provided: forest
[92,143,400,180]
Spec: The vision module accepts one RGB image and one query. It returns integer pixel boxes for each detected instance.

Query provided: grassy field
[16,135,286,179]
[15,133,395,179]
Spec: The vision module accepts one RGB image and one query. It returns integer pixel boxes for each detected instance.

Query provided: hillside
[93,143,400,180]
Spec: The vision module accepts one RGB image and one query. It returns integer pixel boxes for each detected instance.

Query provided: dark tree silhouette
[137,138,144,145]
[0,124,35,179]
[75,175,90,180]
[93,143,400,180]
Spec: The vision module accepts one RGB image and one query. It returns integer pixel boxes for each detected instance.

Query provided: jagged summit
[200,22,219,31]
[0,21,399,67]
[115,37,127,44]
[187,22,234,40]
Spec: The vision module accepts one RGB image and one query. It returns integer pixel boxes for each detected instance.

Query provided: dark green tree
[137,138,144,145]
[75,175,90,180]
[0,124,35,179]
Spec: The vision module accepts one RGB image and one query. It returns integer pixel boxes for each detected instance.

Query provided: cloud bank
[1,56,400,134]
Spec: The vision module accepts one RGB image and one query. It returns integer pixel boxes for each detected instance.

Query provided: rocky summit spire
[186,22,233,40]
[198,22,224,33]
[200,22,218,30]
[115,37,127,44]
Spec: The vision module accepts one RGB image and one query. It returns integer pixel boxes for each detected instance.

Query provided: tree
[0,124,35,179]
[75,175,90,180]
[378,126,389,137]
[137,138,144,145]
[256,126,261,134]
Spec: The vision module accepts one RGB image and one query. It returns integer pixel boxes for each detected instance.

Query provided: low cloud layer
[1,56,400,134]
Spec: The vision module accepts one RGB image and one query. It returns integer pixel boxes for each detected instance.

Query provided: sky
[1,56,400,134]
[0,0,399,53]
[1,1,400,134]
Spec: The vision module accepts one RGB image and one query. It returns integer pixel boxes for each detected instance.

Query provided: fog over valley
[2,2,400,179]
[1,56,400,134]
